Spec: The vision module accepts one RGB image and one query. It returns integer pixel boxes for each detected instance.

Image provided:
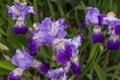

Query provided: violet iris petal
[11,48,33,69]
[8,68,24,80]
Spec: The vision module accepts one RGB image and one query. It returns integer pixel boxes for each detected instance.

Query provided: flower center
[57,41,65,50]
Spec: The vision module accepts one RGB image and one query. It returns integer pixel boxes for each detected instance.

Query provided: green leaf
[80,1,86,13]
[88,43,99,62]
[0,28,7,36]
[79,57,95,79]
[94,62,107,80]
[0,60,15,71]
[0,67,10,75]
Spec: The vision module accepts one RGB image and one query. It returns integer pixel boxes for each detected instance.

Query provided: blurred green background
[0,0,120,80]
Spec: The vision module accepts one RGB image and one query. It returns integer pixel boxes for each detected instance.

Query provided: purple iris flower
[28,18,68,56]
[11,47,33,69]
[7,2,38,34]
[81,7,105,43]
[47,67,67,80]
[84,7,106,26]
[107,34,120,50]
[8,68,24,80]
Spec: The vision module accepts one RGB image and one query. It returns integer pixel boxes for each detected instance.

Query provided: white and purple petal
[85,7,99,25]
[13,2,27,10]
[107,34,120,50]
[70,56,81,76]
[13,17,28,35]
[8,68,24,80]
[47,67,67,80]
[11,48,33,69]
[91,27,104,43]
[56,44,72,64]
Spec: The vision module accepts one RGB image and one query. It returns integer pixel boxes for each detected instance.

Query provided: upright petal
[85,7,99,25]
[11,48,33,68]
[98,14,106,26]
[28,6,38,18]
[13,2,27,10]
[7,5,20,20]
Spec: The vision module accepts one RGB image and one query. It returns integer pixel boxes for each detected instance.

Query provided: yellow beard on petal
[57,42,65,50]
[33,23,39,31]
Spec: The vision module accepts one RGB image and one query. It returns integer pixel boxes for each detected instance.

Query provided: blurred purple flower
[7,2,38,20]
[8,68,24,80]
[81,7,105,43]
[11,47,33,69]
[85,7,106,26]
[7,2,38,34]
[28,18,68,56]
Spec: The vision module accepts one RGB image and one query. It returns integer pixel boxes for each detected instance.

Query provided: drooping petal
[13,17,28,35]
[107,39,120,50]
[8,68,24,80]
[39,62,50,74]
[115,21,120,35]
[70,56,81,76]
[91,27,104,43]
[28,36,38,56]
[13,24,28,35]
[91,32,104,43]
[107,34,120,50]
[56,44,72,64]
